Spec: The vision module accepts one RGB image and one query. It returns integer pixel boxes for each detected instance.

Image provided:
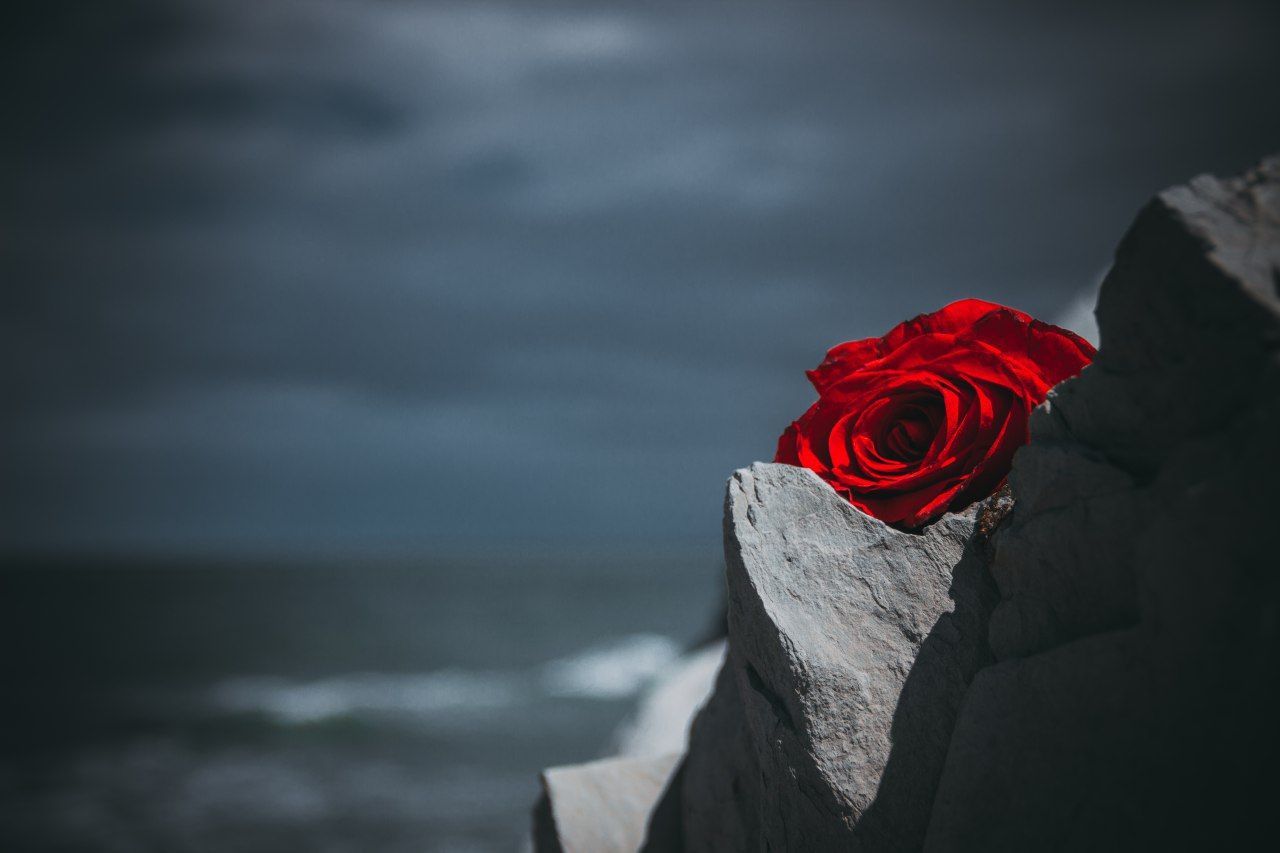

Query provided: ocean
[0,552,722,852]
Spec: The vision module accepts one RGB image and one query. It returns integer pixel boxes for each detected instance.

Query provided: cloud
[4,0,1278,550]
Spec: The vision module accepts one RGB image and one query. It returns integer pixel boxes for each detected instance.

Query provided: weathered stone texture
[669,463,997,852]
[926,156,1280,851]
[537,156,1280,853]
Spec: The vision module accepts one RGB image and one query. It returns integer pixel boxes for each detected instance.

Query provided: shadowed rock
[925,155,1280,851]
[536,155,1280,853]
[664,463,997,851]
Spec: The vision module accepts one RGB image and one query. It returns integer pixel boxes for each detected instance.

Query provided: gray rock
[667,462,997,851]
[544,156,1280,852]
[533,753,681,853]
[533,639,723,853]
[925,155,1280,851]
[647,658,757,853]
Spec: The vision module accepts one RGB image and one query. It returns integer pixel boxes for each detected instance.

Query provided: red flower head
[774,299,1095,529]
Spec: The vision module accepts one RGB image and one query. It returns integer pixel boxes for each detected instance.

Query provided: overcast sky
[4,0,1278,554]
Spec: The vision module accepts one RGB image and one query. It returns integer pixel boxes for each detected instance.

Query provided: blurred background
[3,1,1278,850]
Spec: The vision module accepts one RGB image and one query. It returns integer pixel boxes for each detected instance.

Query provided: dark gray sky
[4,0,1278,554]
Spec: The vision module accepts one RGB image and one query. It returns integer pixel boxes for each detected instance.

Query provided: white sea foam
[613,639,726,756]
[541,633,681,699]
[209,633,680,724]
[211,670,523,724]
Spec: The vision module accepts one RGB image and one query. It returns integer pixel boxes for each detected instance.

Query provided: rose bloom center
[882,411,933,461]
[870,392,943,465]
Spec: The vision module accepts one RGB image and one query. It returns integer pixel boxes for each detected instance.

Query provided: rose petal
[775,298,1096,529]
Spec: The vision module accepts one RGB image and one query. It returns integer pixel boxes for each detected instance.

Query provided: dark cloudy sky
[4,0,1278,554]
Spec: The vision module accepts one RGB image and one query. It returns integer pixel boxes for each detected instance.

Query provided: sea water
[0,552,720,852]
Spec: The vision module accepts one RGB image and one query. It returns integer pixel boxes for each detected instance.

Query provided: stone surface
[532,753,681,853]
[532,638,722,852]
[925,155,1280,850]
[665,462,997,851]
[538,156,1280,853]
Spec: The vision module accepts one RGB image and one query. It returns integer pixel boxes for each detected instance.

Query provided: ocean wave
[541,634,681,699]
[208,633,681,724]
[210,670,523,724]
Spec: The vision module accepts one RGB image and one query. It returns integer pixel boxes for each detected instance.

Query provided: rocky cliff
[533,155,1280,852]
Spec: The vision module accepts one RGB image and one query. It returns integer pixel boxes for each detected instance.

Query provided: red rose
[774,299,1095,529]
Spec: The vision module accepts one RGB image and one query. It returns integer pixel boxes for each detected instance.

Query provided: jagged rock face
[538,156,1279,853]
[926,156,1280,851]
[671,463,998,852]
